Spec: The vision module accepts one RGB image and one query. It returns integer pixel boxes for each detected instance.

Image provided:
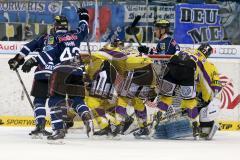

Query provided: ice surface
[0,127,239,160]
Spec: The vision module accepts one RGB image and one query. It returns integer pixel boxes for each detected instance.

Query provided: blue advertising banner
[174,3,229,44]
[0,1,125,42]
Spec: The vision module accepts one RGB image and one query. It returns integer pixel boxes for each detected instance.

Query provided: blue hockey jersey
[35,20,88,66]
[18,31,66,80]
[155,35,180,55]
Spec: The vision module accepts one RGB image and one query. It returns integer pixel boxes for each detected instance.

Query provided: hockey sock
[33,97,47,125]
[95,108,109,129]
[49,106,64,130]
[135,107,147,127]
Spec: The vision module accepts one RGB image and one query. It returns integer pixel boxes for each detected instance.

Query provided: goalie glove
[21,57,38,73]
[8,54,25,70]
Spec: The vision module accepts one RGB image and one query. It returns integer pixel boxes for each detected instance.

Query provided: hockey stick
[15,69,34,110]
[126,15,142,46]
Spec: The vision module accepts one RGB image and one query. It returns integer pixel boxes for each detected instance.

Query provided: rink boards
[0,42,239,130]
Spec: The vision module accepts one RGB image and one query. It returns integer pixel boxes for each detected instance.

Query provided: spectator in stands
[24,25,33,41]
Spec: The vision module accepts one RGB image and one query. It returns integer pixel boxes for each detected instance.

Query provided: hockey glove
[8,54,25,70]
[77,8,89,22]
[138,45,149,54]
[21,57,38,73]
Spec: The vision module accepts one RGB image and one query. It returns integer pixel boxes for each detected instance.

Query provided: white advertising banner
[0,41,25,54]
[1,41,240,59]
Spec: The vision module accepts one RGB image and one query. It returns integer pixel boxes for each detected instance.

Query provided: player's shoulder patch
[44,45,54,52]
[47,36,55,45]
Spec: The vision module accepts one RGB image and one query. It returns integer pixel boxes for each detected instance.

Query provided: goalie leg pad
[200,121,219,140]
[165,117,193,139]
[206,122,219,140]
[198,98,221,140]
[153,123,168,139]
[154,117,193,139]
[199,97,221,123]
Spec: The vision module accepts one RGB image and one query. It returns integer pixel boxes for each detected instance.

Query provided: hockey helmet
[111,38,124,48]
[155,19,170,28]
[198,43,213,58]
[54,15,68,31]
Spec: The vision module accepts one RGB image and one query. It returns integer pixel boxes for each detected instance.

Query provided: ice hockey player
[24,8,93,140]
[114,41,156,138]
[192,43,222,140]
[138,19,180,55]
[81,39,136,137]
[155,43,221,140]
[7,15,70,137]
[88,40,155,138]
[83,53,119,136]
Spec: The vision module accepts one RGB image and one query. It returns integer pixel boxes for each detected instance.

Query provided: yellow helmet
[155,19,170,28]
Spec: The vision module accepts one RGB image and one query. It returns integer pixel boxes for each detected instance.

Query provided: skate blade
[87,131,94,138]
[31,134,43,139]
[108,135,121,140]
[90,134,121,140]
[47,139,65,145]
[193,136,199,140]
[134,135,151,140]
[91,135,109,140]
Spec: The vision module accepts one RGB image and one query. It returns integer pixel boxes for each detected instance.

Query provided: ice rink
[0,127,239,160]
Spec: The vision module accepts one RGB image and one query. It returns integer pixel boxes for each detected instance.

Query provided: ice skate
[83,120,94,138]
[133,126,150,139]
[29,121,52,138]
[47,129,65,140]
[111,123,124,137]
[192,121,200,140]
[121,116,134,134]
[82,112,94,137]
[94,125,111,136]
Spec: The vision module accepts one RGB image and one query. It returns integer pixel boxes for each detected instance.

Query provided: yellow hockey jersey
[85,44,153,78]
[183,49,222,102]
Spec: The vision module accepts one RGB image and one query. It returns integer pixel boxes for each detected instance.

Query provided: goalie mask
[197,43,213,58]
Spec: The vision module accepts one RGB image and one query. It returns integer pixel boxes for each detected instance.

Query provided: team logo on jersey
[58,35,78,42]
[159,43,165,51]
[44,45,54,51]
[181,86,192,97]
[48,36,54,45]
